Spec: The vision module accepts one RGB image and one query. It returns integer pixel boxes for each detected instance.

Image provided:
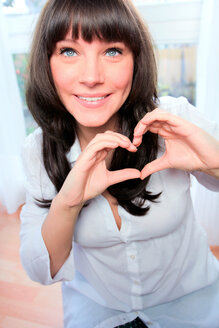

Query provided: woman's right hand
[57,131,140,207]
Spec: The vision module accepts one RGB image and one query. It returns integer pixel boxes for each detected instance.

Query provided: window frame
[136,0,203,45]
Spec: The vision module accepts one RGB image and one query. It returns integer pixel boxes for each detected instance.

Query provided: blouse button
[130,255,135,260]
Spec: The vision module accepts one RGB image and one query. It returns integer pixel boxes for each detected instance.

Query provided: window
[2,0,45,134]
[2,0,45,14]
[136,0,202,105]
[156,44,196,105]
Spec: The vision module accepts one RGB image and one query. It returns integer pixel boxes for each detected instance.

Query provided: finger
[133,121,149,138]
[134,109,180,138]
[104,130,137,152]
[133,109,162,137]
[140,110,180,128]
[133,123,162,145]
[140,156,170,179]
[88,137,137,155]
[104,130,133,145]
[132,135,142,147]
[81,138,137,168]
[108,168,141,186]
[132,112,161,145]
[145,123,176,138]
[76,141,119,171]
[89,132,137,152]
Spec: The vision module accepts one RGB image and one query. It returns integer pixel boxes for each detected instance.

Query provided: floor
[0,205,63,328]
[0,205,219,328]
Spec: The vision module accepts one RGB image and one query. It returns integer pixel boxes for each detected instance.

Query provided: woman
[20,0,219,327]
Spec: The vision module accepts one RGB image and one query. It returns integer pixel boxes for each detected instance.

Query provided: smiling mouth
[76,95,109,102]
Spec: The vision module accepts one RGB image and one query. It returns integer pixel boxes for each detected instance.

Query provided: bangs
[46,0,141,56]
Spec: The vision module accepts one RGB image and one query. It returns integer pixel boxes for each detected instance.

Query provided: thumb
[141,156,170,179]
[108,168,141,186]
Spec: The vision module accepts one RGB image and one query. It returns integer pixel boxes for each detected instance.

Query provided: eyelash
[59,47,123,57]
[60,48,77,57]
[105,47,123,57]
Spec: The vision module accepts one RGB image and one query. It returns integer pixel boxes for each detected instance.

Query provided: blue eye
[105,48,122,57]
[60,48,77,57]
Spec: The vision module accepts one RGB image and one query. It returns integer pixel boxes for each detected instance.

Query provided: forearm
[41,194,83,278]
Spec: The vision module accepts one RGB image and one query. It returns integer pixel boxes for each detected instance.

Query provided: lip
[76,93,109,98]
[74,93,111,108]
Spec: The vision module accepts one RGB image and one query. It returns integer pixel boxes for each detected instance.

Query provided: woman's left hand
[133,109,219,179]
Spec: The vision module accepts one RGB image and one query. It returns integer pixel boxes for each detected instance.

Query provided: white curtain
[0,3,26,214]
[192,0,219,245]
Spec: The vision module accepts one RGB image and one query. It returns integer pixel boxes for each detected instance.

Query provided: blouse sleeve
[19,129,75,285]
[159,96,219,191]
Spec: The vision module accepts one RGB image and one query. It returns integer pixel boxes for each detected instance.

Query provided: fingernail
[133,140,141,147]
[129,144,137,151]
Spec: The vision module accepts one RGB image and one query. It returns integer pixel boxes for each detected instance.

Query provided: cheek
[50,61,73,92]
[53,70,73,91]
[111,63,133,93]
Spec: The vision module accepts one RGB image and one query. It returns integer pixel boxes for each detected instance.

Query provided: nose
[79,56,104,87]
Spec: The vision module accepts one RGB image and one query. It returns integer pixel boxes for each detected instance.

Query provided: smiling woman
[26,0,159,214]
[20,1,219,328]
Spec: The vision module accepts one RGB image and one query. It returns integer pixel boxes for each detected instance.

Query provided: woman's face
[50,31,134,131]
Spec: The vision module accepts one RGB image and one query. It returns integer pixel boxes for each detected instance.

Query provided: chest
[74,169,192,247]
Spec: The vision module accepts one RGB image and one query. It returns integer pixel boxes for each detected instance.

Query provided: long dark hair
[26,0,161,215]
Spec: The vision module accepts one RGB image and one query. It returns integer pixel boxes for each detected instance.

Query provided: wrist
[52,192,84,215]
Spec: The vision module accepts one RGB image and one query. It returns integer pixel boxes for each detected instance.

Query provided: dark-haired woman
[20,0,219,327]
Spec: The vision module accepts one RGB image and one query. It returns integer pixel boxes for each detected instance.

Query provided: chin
[78,116,114,128]
[82,121,108,128]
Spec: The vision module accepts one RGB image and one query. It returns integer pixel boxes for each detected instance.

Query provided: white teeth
[78,96,106,102]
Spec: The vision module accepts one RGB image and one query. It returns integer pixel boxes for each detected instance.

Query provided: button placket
[125,239,143,309]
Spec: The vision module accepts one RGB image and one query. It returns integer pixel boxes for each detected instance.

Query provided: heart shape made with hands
[98,108,193,182]
[65,108,218,207]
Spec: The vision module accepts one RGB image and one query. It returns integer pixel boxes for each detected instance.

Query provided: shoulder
[158,96,192,116]
[22,127,43,158]
[22,128,56,197]
[158,96,209,126]
[158,96,219,138]
[21,127,44,174]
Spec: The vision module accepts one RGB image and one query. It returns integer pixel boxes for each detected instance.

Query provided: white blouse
[20,97,219,328]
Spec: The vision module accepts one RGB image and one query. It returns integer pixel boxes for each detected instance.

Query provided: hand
[58,131,140,207]
[133,109,219,179]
